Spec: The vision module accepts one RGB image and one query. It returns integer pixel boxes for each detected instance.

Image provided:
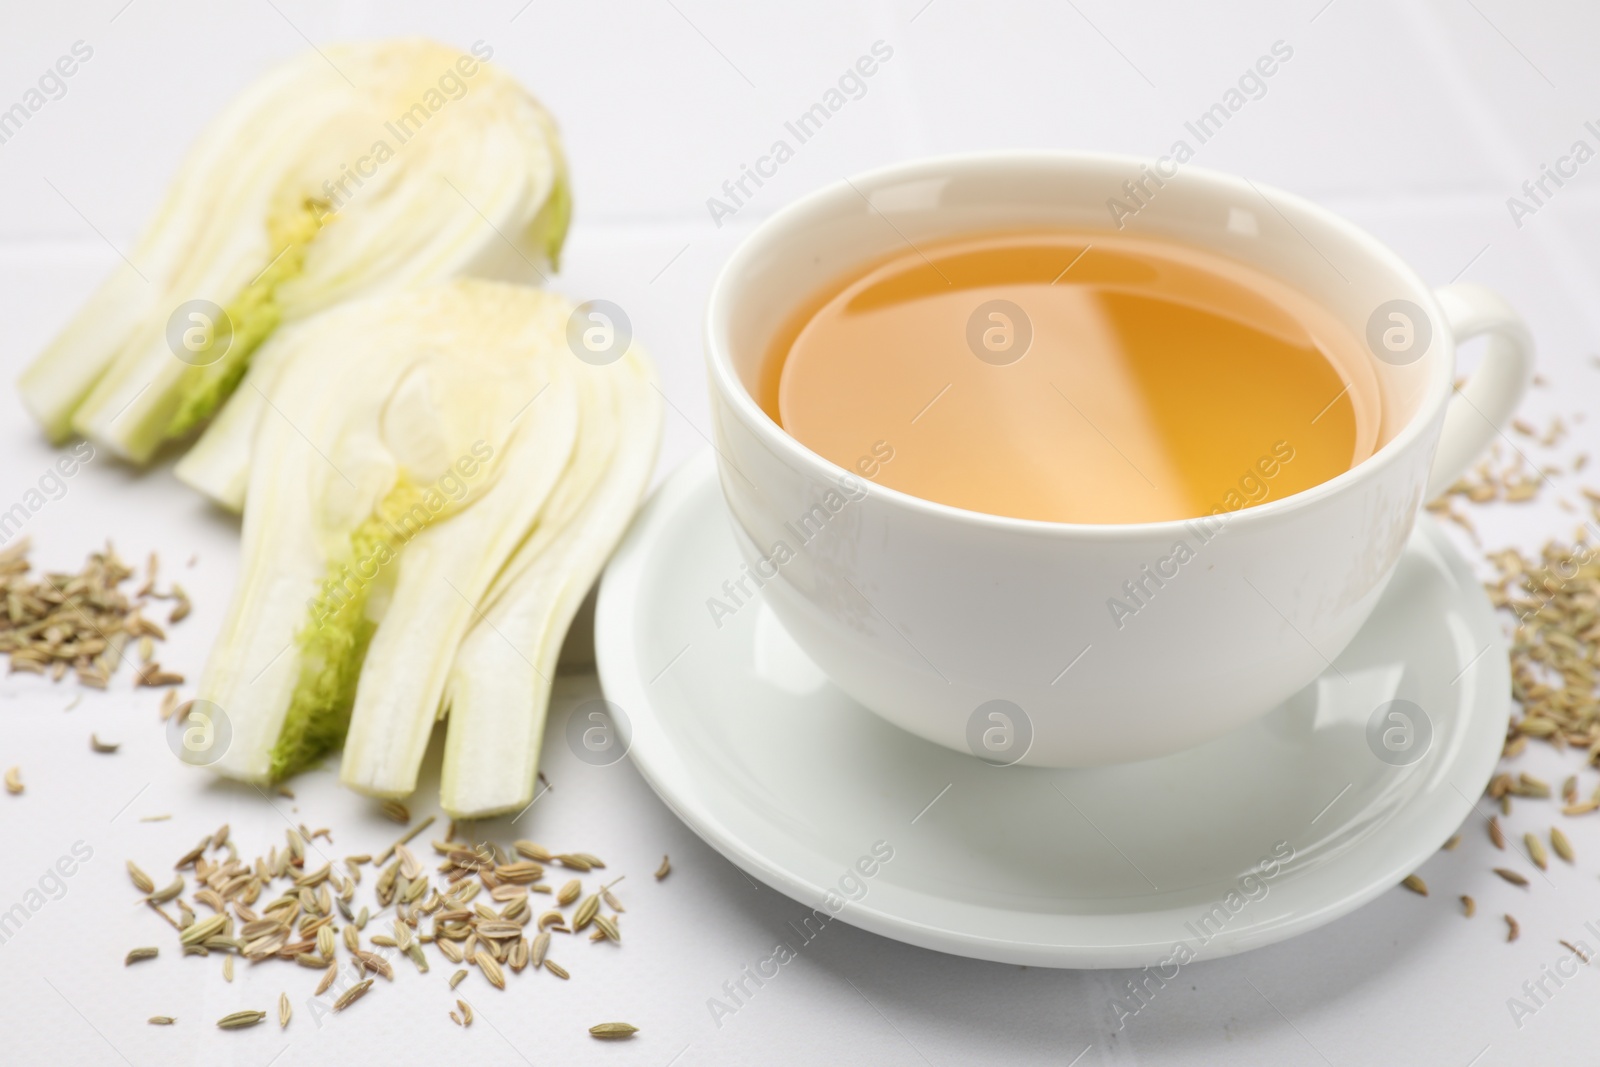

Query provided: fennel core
[166,198,328,440]
[269,476,440,781]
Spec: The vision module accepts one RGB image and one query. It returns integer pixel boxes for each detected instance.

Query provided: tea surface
[766,230,1375,523]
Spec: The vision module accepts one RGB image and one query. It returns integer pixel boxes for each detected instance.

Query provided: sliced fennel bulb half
[437,347,661,817]
[20,38,569,472]
[201,282,580,785]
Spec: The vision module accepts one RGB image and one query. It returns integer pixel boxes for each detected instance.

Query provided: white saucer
[595,451,1510,968]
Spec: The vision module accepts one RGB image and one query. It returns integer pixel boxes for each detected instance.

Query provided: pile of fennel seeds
[0,538,190,689]
[1399,392,1600,940]
[125,816,637,1034]
[1488,540,1600,766]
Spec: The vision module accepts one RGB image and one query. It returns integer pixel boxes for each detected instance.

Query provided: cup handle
[1424,283,1535,500]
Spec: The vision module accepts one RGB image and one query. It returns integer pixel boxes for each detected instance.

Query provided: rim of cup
[704,149,1453,539]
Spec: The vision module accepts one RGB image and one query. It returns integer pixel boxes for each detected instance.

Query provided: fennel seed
[126,860,155,894]
[475,950,505,990]
[514,840,552,862]
[396,845,423,881]
[1551,826,1575,863]
[148,1016,175,1025]
[217,1010,267,1030]
[530,931,551,968]
[655,855,670,880]
[353,949,393,979]
[590,1022,638,1039]
[125,947,159,965]
[1525,832,1549,870]
[1494,868,1529,887]
[147,877,183,905]
[1506,914,1520,942]
[180,914,227,946]
[333,979,373,1012]
[278,992,291,1028]
[173,837,208,869]
[1461,895,1475,917]
[1400,874,1427,897]
[169,585,190,624]
[136,663,184,687]
[90,733,119,753]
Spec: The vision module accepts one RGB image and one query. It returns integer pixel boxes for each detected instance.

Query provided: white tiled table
[1,2,1597,1063]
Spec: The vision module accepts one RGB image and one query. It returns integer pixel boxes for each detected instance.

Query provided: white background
[1,1,1599,1064]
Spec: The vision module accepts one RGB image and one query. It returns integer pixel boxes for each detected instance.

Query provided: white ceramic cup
[704,152,1531,767]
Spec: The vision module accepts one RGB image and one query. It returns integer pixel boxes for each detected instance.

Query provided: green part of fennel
[534,171,571,272]
[268,477,433,781]
[165,199,327,440]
